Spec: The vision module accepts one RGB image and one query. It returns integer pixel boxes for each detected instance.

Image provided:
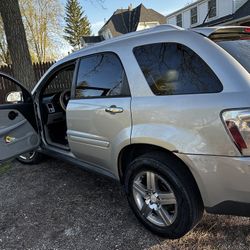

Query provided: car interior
[39,64,75,150]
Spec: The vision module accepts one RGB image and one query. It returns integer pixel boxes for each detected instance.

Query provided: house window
[191,7,198,25]
[208,0,216,18]
[176,14,182,27]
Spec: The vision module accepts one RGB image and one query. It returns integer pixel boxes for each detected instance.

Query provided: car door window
[75,52,130,99]
[133,43,223,95]
[43,65,75,95]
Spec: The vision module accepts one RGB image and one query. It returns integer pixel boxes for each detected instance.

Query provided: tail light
[244,27,250,33]
[222,110,250,155]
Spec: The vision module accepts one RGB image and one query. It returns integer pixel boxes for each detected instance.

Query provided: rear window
[133,43,223,95]
[217,39,250,73]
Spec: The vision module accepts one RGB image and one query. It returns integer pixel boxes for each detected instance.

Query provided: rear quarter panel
[130,93,249,156]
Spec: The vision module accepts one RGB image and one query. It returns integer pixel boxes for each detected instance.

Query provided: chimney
[128,4,132,11]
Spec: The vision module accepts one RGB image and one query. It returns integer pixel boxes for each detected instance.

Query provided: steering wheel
[59,89,71,112]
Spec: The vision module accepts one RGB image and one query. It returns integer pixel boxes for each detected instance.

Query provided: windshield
[217,39,250,73]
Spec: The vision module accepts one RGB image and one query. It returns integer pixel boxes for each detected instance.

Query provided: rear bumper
[177,154,250,217]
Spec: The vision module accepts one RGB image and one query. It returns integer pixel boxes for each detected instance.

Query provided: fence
[0,62,55,104]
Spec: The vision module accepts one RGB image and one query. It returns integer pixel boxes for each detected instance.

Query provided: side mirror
[5,91,23,103]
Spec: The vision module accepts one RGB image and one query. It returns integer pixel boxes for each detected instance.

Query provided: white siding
[234,0,248,11]
[183,10,191,28]
[197,1,208,24]
[218,0,234,17]
[167,16,176,25]
[166,0,244,28]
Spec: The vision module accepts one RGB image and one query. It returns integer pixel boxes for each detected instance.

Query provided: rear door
[0,73,40,161]
[67,52,131,172]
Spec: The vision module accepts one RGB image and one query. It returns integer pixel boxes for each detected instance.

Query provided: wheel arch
[118,143,204,204]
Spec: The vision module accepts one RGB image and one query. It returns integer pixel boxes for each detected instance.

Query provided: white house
[166,0,250,28]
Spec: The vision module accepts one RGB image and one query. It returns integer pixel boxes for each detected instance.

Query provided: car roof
[61,25,249,63]
[62,25,183,61]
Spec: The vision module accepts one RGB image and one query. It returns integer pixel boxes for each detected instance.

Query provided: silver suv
[0,25,250,239]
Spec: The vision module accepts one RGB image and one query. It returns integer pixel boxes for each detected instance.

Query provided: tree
[20,0,64,63]
[0,0,35,89]
[0,18,11,65]
[64,0,91,50]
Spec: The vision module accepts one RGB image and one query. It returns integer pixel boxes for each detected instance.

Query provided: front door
[67,52,131,172]
[0,73,40,161]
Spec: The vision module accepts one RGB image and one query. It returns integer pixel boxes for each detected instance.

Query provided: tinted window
[133,43,223,95]
[76,53,130,98]
[217,40,250,73]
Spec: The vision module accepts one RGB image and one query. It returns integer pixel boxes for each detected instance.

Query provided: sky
[61,0,194,35]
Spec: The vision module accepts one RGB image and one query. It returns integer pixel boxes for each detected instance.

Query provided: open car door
[0,72,40,162]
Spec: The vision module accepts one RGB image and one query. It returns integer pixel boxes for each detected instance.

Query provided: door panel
[0,72,40,162]
[67,97,131,171]
[0,109,40,161]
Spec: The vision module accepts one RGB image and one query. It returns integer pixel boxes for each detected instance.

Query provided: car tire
[16,151,44,165]
[124,152,204,239]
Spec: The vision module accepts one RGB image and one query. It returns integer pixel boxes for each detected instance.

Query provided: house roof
[99,4,166,37]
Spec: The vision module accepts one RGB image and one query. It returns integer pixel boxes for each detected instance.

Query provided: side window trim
[70,59,81,100]
[73,51,131,100]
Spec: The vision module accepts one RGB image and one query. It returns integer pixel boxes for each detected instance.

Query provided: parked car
[0,25,250,239]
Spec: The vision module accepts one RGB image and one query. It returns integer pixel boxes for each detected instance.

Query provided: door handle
[105,105,124,114]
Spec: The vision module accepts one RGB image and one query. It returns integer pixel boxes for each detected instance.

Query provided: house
[80,36,104,48]
[166,0,250,28]
[98,4,166,39]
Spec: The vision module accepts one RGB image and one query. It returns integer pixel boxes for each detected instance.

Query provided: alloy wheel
[132,171,177,227]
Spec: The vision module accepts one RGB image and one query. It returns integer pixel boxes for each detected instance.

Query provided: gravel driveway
[0,158,249,250]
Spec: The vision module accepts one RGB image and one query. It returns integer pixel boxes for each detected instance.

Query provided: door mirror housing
[5,91,23,103]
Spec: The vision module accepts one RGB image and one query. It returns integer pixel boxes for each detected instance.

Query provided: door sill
[47,141,70,151]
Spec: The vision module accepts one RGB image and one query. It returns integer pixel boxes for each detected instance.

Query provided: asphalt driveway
[0,158,249,250]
